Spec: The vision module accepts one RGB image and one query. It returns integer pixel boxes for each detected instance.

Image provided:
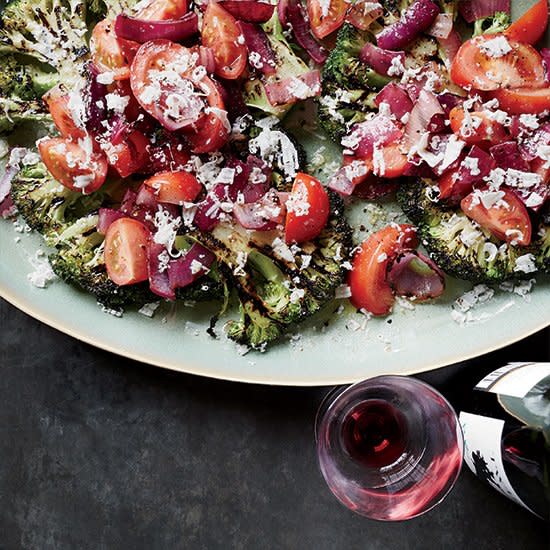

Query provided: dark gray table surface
[1,298,548,549]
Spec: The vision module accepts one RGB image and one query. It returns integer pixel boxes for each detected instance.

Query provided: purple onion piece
[0,195,16,219]
[489,141,530,172]
[359,42,406,77]
[347,114,402,157]
[437,92,464,116]
[387,250,445,301]
[375,83,413,120]
[0,165,18,205]
[404,89,444,149]
[114,13,198,43]
[328,168,356,197]
[219,1,275,23]
[148,242,175,300]
[278,0,290,26]
[286,0,327,64]
[85,63,108,135]
[240,155,271,203]
[426,13,453,39]
[233,189,284,230]
[120,189,138,215]
[237,21,277,76]
[458,0,510,23]
[136,185,158,208]
[168,243,215,290]
[377,0,440,51]
[97,208,126,234]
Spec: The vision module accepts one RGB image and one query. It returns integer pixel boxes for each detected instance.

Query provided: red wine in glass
[316,376,463,521]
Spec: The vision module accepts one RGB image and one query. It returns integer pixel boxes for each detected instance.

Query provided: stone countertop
[1,299,548,549]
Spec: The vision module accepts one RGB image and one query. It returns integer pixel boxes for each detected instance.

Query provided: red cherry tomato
[505,0,548,45]
[364,143,411,179]
[284,173,330,244]
[487,87,550,115]
[144,170,202,204]
[201,2,247,80]
[345,0,383,31]
[437,169,473,201]
[182,77,230,153]
[130,40,209,131]
[43,87,86,140]
[104,218,150,286]
[461,188,532,246]
[135,0,188,20]
[91,19,133,80]
[307,0,347,39]
[449,107,508,147]
[348,224,418,316]
[107,129,150,178]
[450,35,546,91]
[38,137,108,193]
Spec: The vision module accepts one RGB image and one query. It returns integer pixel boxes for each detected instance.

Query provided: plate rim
[2,284,548,386]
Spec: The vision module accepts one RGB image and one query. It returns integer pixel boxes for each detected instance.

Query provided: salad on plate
[0,0,548,352]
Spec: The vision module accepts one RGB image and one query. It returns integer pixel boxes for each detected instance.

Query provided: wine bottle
[457,362,550,521]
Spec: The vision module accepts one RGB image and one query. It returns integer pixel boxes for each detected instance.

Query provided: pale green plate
[1,0,549,385]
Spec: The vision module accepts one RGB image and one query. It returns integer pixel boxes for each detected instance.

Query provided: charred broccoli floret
[195,192,352,349]
[397,179,545,283]
[473,12,511,37]
[0,53,58,133]
[0,0,89,81]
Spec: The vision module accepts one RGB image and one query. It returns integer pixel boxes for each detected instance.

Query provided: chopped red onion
[277,0,290,26]
[437,92,464,116]
[233,189,285,230]
[97,208,126,234]
[436,28,462,63]
[328,167,357,196]
[359,42,406,77]
[120,189,138,215]
[346,114,402,157]
[148,242,175,300]
[199,46,216,74]
[353,177,399,200]
[85,63,108,134]
[490,141,530,172]
[237,21,277,76]
[240,155,271,203]
[114,13,198,43]
[377,0,440,51]
[0,195,15,219]
[0,165,18,206]
[219,1,275,23]
[426,13,453,39]
[285,0,327,63]
[459,0,510,23]
[136,184,159,208]
[264,70,321,106]
[404,89,444,149]
[345,1,384,31]
[518,122,550,161]
[375,83,413,120]
[387,250,445,301]
[168,243,215,290]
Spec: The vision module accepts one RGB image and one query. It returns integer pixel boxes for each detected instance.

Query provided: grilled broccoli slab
[0,0,89,80]
[194,192,352,349]
[397,179,546,284]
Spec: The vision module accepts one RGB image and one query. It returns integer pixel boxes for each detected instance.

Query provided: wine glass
[315,375,463,521]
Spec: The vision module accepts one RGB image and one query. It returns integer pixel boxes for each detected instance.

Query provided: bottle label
[475,362,550,398]
[459,411,534,515]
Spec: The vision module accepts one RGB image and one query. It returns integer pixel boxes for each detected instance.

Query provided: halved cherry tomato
[38,137,108,193]
[285,173,330,244]
[348,224,418,316]
[307,0,347,39]
[182,77,230,153]
[117,38,140,67]
[450,35,546,91]
[109,79,142,122]
[130,40,208,131]
[43,87,86,140]
[505,0,548,45]
[449,107,508,147]
[144,171,202,204]
[201,2,247,80]
[365,143,411,179]
[91,20,132,80]
[107,129,150,178]
[487,87,550,115]
[461,188,532,246]
[342,155,372,188]
[135,0,188,20]
[104,218,150,286]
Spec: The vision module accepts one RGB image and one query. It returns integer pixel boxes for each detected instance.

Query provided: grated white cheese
[479,36,512,58]
[139,302,161,318]
[513,253,537,274]
[27,251,57,288]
